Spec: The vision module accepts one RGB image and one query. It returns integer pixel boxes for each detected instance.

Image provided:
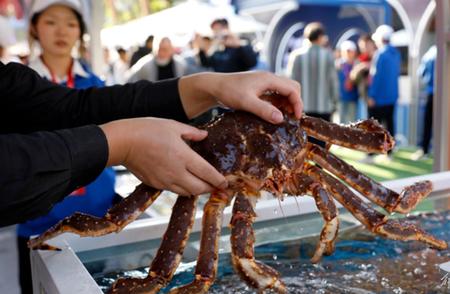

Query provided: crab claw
[391,181,432,214]
[375,219,448,250]
[232,259,287,293]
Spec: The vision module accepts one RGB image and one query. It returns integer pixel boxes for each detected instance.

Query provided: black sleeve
[0,62,189,227]
[0,125,108,227]
[0,62,189,133]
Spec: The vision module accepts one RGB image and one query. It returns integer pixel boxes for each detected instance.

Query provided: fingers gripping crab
[28,96,447,294]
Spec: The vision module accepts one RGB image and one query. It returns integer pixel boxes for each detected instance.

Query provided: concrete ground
[0,225,20,294]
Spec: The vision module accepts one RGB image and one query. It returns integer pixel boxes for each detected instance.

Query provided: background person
[182,33,213,74]
[350,34,377,119]
[367,25,401,157]
[199,18,258,73]
[19,1,117,292]
[286,22,339,147]
[129,34,153,67]
[112,47,129,84]
[413,45,436,160]
[337,40,359,123]
[360,25,400,163]
[128,36,191,82]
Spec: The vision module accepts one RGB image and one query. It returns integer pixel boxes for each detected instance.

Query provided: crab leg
[307,143,432,214]
[305,165,447,250]
[169,191,232,294]
[108,195,198,294]
[301,115,395,153]
[28,184,161,251]
[287,174,339,263]
[230,194,287,293]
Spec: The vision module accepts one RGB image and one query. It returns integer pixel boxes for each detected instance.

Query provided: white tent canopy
[101,0,267,49]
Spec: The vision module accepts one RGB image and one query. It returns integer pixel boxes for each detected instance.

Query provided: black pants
[306,112,332,148]
[368,104,395,137]
[368,104,395,155]
[421,94,433,154]
[17,236,33,294]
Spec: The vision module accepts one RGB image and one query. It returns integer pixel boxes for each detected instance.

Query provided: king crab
[29,97,447,294]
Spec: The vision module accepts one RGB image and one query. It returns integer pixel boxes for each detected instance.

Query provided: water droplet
[381,277,390,288]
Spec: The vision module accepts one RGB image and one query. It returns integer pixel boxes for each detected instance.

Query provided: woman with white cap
[16,1,117,292]
[27,0,98,88]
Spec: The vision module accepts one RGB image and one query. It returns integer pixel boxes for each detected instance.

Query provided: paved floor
[0,225,20,294]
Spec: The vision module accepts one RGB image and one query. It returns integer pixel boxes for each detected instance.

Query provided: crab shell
[192,111,306,195]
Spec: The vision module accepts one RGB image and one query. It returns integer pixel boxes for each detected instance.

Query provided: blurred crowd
[284,21,435,162]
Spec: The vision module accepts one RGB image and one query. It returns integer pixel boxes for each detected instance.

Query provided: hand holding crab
[101,71,302,197]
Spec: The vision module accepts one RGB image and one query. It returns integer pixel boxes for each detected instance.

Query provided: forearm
[178,73,220,119]
[0,62,188,133]
[0,125,108,227]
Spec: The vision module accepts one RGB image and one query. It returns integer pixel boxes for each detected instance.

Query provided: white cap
[340,40,357,52]
[372,24,394,42]
[30,0,83,18]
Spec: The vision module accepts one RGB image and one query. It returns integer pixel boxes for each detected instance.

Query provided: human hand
[100,118,227,196]
[223,33,241,48]
[367,98,376,108]
[179,71,302,123]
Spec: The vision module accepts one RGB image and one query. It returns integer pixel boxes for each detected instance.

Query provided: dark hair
[304,22,325,42]
[116,47,126,54]
[210,18,229,29]
[145,35,154,44]
[30,8,86,42]
[358,33,373,43]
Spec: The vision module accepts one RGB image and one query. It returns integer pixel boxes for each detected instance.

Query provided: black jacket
[0,62,188,227]
[199,44,258,73]
[130,47,152,67]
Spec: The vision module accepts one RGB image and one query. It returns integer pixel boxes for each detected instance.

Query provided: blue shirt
[368,45,401,106]
[17,59,116,237]
[338,60,359,102]
[418,45,436,96]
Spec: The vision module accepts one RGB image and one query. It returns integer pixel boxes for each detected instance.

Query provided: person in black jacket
[0,61,302,227]
[129,35,154,67]
[199,18,258,73]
